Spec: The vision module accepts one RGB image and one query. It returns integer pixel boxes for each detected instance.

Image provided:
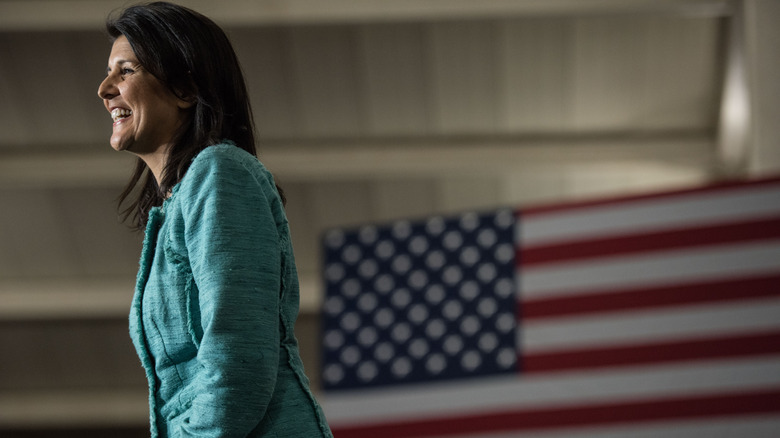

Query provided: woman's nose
[98,74,117,100]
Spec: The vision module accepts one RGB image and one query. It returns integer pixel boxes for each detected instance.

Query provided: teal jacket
[129,143,333,437]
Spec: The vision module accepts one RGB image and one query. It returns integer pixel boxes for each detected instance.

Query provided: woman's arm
[179,147,282,436]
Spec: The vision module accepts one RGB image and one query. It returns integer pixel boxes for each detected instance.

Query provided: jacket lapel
[129,206,164,437]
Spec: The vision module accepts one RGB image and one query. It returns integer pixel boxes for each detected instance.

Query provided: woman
[97,3,333,436]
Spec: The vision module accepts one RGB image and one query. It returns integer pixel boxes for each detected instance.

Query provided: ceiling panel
[358,23,431,136]
[231,28,300,139]
[640,15,721,130]
[0,188,84,278]
[289,25,364,137]
[0,31,110,150]
[0,186,141,279]
[572,16,652,130]
[571,15,721,131]
[501,17,571,132]
[428,21,502,134]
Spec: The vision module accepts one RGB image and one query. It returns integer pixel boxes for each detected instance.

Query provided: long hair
[106,2,279,229]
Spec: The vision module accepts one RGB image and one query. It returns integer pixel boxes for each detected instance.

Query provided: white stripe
[522,296,780,353]
[519,240,780,299]
[321,356,780,425]
[519,184,780,247]
[457,417,780,438]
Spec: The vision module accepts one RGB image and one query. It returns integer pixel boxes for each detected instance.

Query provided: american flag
[319,177,780,437]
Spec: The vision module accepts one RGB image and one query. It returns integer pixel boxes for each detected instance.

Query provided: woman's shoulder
[172,142,275,202]
[192,141,267,173]
[191,142,273,182]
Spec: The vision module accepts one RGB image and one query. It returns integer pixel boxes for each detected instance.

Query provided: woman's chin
[109,135,132,152]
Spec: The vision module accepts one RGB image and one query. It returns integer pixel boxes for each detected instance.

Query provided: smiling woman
[98,36,192,164]
[96,2,333,437]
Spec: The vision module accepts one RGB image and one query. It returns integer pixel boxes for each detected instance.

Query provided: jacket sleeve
[177,148,281,437]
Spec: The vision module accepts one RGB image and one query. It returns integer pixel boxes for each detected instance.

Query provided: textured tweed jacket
[129,143,333,437]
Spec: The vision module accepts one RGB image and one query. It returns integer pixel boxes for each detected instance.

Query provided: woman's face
[97,36,191,155]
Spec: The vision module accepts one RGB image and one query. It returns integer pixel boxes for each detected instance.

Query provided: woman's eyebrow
[105,59,133,74]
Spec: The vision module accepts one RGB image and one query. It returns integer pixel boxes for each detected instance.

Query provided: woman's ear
[174,77,196,109]
[177,95,195,109]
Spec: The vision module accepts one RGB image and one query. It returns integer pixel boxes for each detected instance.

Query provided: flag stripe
[522,296,780,352]
[331,388,780,437]
[521,216,780,266]
[521,273,780,319]
[519,183,780,248]
[455,417,780,438]
[324,357,780,424]
[521,177,780,217]
[520,240,780,299]
[522,330,780,373]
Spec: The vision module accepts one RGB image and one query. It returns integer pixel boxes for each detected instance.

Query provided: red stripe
[522,176,780,216]
[331,388,780,437]
[521,274,780,319]
[522,331,780,373]
[519,217,780,266]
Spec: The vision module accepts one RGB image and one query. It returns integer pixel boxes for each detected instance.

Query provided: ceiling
[0,0,732,314]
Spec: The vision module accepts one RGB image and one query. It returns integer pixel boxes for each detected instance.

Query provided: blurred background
[0,0,779,436]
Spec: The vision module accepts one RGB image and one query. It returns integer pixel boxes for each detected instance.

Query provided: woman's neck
[136,147,169,187]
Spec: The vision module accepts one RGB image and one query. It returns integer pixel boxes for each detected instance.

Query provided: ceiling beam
[0,275,323,319]
[0,389,147,427]
[0,133,716,187]
[0,0,733,31]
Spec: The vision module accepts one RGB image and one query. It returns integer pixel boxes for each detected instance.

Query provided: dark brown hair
[106,2,281,229]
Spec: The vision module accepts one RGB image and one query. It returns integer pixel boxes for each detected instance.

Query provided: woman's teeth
[111,108,133,122]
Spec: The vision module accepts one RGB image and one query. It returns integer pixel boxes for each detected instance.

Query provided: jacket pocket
[185,274,203,349]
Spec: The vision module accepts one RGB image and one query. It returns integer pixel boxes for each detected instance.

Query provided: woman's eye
[121,67,135,75]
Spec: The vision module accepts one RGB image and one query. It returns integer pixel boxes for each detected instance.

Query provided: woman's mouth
[111,108,133,124]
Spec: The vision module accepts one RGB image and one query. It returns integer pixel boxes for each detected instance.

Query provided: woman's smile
[110,107,133,125]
